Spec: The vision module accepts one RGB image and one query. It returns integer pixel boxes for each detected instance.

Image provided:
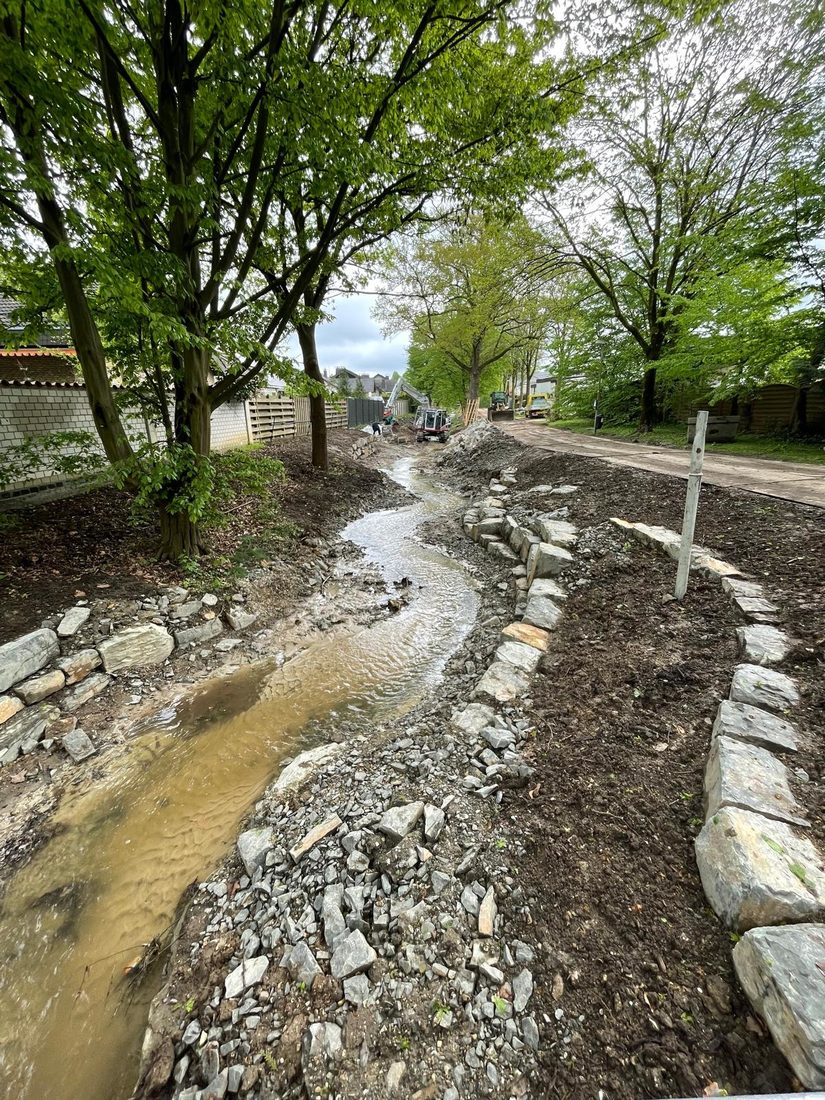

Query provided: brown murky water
[0,456,478,1100]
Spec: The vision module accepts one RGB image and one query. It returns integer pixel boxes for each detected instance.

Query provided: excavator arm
[385,375,430,412]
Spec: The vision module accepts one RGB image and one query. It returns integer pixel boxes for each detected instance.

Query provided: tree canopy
[0,0,574,553]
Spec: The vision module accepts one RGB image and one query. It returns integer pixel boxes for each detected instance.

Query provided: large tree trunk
[0,34,134,470]
[463,355,481,426]
[640,366,659,431]
[175,345,212,455]
[158,507,205,560]
[154,345,212,560]
[297,323,328,470]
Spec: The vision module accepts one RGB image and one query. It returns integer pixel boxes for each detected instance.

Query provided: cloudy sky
[284,292,409,377]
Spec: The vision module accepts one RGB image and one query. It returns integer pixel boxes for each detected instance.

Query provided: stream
[0,455,478,1100]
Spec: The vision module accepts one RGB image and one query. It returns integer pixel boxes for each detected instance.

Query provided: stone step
[730,663,799,713]
[733,924,825,1088]
[696,806,825,931]
[712,699,798,753]
[705,735,809,828]
[737,624,792,665]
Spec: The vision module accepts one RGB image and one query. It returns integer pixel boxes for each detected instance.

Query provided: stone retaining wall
[0,591,261,768]
[613,517,825,1088]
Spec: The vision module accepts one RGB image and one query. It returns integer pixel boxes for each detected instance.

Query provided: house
[0,295,79,385]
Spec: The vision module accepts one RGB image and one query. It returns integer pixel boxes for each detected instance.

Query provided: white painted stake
[675,410,709,600]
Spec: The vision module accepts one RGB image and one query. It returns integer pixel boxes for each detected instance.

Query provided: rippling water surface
[0,456,477,1100]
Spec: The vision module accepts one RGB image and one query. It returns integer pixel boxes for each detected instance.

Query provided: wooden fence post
[675,410,708,600]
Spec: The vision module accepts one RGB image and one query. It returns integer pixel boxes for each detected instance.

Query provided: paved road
[497,420,825,509]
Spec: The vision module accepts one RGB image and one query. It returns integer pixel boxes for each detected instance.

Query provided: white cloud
[284,292,409,376]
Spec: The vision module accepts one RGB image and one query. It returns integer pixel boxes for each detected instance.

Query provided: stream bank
[0,434,404,879]
[0,450,487,1100]
[139,421,823,1100]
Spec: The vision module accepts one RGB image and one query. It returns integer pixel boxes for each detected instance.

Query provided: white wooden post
[675,410,708,599]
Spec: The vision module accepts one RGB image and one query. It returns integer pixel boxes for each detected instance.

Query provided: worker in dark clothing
[371,421,382,437]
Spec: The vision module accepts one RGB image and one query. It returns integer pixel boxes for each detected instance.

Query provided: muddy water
[0,456,477,1100]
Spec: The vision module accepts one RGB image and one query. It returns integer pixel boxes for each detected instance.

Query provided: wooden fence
[246,391,347,442]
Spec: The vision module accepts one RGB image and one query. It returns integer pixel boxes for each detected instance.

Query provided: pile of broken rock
[0,589,258,769]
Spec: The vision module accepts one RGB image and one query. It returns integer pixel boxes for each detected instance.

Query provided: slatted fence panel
[247,392,349,442]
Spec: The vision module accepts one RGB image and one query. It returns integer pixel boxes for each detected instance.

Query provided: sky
[284,292,409,377]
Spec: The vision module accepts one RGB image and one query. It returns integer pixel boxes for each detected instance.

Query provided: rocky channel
[136,440,583,1100]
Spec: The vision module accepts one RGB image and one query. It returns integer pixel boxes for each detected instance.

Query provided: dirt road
[497,420,825,508]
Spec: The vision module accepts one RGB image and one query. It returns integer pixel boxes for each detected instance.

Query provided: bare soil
[440,427,825,1097]
[0,430,398,645]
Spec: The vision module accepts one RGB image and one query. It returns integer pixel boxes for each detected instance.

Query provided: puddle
[0,456,478,1100]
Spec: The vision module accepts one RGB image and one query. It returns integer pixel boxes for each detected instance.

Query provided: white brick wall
[211,401,250,451]
[0,386,252,500]
[0,385,111,492]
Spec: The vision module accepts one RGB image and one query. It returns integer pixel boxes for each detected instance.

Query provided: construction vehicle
[415,406,451,443]
[488,391,514,422]
[385,374,430,416]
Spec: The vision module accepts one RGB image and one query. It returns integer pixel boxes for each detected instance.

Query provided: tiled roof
[0,351,81,385]
[0,347,77,357]
[0,294,72,349]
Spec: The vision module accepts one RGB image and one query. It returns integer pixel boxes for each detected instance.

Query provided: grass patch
[548,418,825,464]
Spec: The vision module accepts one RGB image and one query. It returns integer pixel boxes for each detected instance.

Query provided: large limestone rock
[474,661,529,703]
[478,516,503,537]
[224,956,269,999]
[63,672,111,713]
[712,699,797,752]
[737,624,792,665]
[522,595,563,632]
[174,619,223,648]
[705,735,808,827]
[733,924,825,1087]
[98,624,174,672]
[730,663,799,713]
[14,668,65,705]
[528,577,567,602]
[237,827,274,877]
[734,595,780,623]
[275,743,339,792]
[57,606,91,638]
[0,695,24,726]
[0,629,59,693]
[526,542,574,584]
[535,518,578,549]
[0,701,59,754]
[696,807,825,931]
[378,801,424,841]
[226,608,258,632]
[330,929,377,979]
[495,640,543,674]
[452,702,496,737]
[57,648,101,684]
[488,540,519,562]
[506,524,530,554]
[501,622,550,652]
[519,532,541,560]
[62,728,97,762]
[722,576,764,599]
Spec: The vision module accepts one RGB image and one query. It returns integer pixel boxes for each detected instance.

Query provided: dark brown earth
[441,427,825,1097]
[0,430,398,645]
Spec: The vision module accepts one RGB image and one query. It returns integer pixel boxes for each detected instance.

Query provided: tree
[0,0,571,553]
[250,1,576,470]
[755,5,825,432]
[406,336,505,410]
[378,215,551,423]
[540,0,805,427]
